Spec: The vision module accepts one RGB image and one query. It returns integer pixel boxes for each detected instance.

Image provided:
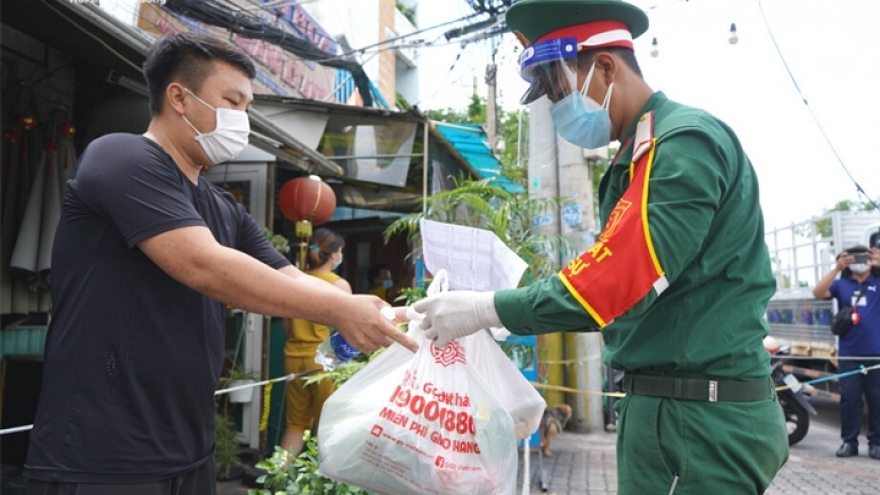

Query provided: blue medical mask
[549,63,613,149]
[333,253,343,270]
[382,279,394,289]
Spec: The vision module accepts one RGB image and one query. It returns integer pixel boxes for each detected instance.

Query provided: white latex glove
[412,291,502,347]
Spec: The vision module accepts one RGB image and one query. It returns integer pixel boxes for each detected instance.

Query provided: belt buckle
[708,380,718,402]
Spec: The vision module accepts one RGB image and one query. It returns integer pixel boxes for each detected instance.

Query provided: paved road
[220,395,879,495]
[516,420,879,495]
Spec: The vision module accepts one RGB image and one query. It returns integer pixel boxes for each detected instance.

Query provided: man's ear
[165,82,188,116]
[592,52,617,83]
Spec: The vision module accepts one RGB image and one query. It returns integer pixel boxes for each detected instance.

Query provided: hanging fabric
[37,137,62,284]
[9,113,41,317]
[1,127,23,317]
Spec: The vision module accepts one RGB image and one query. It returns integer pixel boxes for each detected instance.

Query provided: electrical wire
[75,0,510,112]
[241,5,484,64]
[756,0,876,207]
[161,0,497,108]
[72,0,490,109]
[308,38,474,65]
[332,13,484,58]
[410,69,476,109]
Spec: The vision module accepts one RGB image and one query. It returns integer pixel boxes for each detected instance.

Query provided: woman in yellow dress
[279,228,350,456]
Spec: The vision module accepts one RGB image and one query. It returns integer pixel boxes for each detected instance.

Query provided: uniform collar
[612,91,669,166]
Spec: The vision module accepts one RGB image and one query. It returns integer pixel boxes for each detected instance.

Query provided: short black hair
[143,33,256,115]
[578,47,643,78]
[368,264,388,283]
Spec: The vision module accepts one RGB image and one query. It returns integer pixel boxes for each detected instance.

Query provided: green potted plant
[215,412,246,481]
[218,363,260,404]
[215,362,259,481]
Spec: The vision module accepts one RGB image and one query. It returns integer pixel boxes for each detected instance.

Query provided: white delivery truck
[764,210,880,399]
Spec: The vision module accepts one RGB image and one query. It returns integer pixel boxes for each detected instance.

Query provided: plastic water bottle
[315,307,396,371]
[315,332,361,371]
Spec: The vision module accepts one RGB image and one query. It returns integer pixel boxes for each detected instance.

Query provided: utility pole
[485,38,498,152]
[528,97,604,433]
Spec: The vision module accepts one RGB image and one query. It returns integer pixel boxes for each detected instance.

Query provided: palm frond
[385,178,577,287]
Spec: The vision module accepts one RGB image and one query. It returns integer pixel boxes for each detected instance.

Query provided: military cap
[506,0,649,49]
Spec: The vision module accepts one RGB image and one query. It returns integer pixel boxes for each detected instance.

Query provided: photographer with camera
[813,245,880,459]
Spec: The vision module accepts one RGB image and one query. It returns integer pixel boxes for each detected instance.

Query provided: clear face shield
[518,37,580,105]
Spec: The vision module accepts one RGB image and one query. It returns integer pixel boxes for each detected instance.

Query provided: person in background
[410,1,788,493]
[812,245,880,459]
[24,32,415,495]
[367,263,396,303]
[279,228,350,457]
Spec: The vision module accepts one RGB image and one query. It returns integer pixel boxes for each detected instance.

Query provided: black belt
[623,374,774,402]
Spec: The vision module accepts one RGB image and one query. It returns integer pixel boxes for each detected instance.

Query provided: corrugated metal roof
[434,122,525,194]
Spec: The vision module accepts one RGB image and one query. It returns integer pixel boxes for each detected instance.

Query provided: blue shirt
[830,274,880,357]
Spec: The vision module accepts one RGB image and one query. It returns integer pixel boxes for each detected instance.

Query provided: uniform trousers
[615,394,788,494]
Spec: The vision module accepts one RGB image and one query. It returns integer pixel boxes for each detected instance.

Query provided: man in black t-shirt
[24,33,417,495]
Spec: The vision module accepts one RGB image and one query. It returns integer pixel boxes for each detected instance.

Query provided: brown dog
[542,403,572,457]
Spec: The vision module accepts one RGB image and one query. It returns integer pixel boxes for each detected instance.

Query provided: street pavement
[221,413,880,495]
[517,421,880,495]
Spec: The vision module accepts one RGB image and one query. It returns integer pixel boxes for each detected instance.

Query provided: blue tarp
[434,123,525,194]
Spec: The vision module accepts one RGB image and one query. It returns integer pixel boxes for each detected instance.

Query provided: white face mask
[333,253,344,270]
[181,88,250,165]
[850,263,870,274]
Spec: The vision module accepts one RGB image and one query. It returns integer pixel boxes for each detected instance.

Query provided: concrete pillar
[527,97,565,408]
[528,97,605,432]
[486,62,497,152]
[557,126,604,433]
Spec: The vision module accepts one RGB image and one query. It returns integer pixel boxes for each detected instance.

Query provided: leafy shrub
[248,432,372,495]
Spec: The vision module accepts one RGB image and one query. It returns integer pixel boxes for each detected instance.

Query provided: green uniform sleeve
[495,275,599,335]
[494,116,733,335]
[641,121,732,293]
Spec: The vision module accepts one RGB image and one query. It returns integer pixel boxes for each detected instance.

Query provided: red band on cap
[536,20,634,50]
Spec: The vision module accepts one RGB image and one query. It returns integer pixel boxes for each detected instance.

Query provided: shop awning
[434,122,525,193]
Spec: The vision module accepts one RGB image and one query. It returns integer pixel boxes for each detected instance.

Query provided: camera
[852,253,868,264]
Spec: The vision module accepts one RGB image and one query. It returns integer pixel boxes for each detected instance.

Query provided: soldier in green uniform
[412,0,789,493]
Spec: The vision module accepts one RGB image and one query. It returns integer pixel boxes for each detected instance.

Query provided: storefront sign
[141,3,335,102]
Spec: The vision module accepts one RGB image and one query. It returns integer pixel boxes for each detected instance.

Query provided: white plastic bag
[317,272,543,495]
[410,270,546,440]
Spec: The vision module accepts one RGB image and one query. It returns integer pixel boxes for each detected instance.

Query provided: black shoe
[869,446,880,460]
[836,443,858,457]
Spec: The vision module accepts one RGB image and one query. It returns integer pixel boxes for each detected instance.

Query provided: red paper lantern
[18,114,37,130]
[58,122,76,138]
[278,176,336,226]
